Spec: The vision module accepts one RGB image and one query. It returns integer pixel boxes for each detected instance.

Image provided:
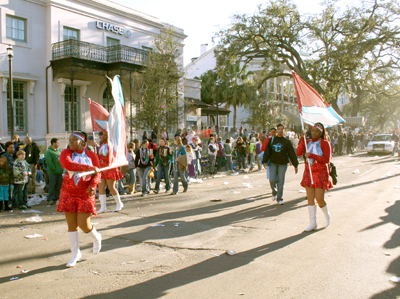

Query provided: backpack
[329,162,337,185]
[255,143,262,155]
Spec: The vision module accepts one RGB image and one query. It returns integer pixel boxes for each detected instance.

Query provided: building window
[103,84,114,112]
[6,15,27,42]
[63,27,80,41]
[7,81,26,133]
[107,37,120,47]
[65,86,80,132]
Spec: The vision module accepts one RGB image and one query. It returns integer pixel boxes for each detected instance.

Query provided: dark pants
[155,165,171,192]
[14,183,27,206]
[48,174,63,202]
[237,153,247,170]
[217,156,223,170]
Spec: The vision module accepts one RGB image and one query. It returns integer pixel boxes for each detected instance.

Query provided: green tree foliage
[215,0,400,117]
[132,27,183,136]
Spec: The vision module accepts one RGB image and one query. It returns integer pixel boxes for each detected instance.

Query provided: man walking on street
[24,136,40,195]
[262,124,298,205]
[45,138,63,205]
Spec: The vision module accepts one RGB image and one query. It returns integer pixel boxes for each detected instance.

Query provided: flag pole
[300,114,314,185]
[76,165,121,178]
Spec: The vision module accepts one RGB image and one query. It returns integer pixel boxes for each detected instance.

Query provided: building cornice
[184,46,217,71]
[23,0,47,6]
[0,72,40,81]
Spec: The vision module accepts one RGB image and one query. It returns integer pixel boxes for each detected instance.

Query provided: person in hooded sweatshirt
[262,124,298,205]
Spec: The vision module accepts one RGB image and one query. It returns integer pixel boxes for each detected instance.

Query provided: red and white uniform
[297,137,333,191]
[57,149,101,215]
[97,143,123,180]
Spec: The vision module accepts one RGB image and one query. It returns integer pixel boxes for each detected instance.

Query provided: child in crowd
[249,137,256,171]
[13,150,31,209]
[127,142,137,194]
[224,139,234,172]
[185,144,197,179]
[254,138,262,171]
[0,157,13,211]
[208,137,218,174]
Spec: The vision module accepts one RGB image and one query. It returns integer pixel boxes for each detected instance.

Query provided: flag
[106,75,128,167]
[292,71,345,127]
[88,98,109,132]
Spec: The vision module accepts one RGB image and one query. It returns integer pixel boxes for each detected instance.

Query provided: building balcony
[51,40,148,78]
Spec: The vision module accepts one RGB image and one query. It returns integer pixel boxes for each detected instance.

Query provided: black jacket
[262,136,298,167]
[24,142,40,165]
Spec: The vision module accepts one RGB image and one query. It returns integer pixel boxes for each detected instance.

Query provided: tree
[215,0,400,117]
[132,27,183,137]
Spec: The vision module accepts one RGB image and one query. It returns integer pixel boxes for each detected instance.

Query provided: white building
[184,45,299,131]
[0,0,186,147]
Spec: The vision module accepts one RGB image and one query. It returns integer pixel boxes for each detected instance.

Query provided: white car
[367,134,395,154]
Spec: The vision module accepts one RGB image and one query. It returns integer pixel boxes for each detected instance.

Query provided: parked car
[367,134,394,154]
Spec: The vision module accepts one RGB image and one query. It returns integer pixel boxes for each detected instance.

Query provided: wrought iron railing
[52,40,148,65]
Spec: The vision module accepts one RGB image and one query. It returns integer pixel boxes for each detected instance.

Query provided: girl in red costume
[297,122,332,232]
[57,132,102,267]
[97,132,124,213]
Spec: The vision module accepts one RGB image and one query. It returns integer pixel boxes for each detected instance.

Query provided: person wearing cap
[262,124,298,205]
[57,131,102,267]
[297,122,332,232]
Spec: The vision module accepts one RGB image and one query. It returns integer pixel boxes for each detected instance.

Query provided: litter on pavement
[390,276,400,284]
[22,209,43,214]
[226,250,237,256]
[151,224,165,227]
[25,216,42,222]
[243,176,249,179]
[10,277,19,281]
[24,234,43,239]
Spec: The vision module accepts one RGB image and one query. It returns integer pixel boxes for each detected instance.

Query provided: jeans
[138,166,151,195]
[14,183,27,206]
[117,179,126,194]
[28,164,37,194]
[48,174,63,202]
[250,153,255,169]
[127,168,136,187]
[36,170,44,182]
[225,155,233,171]
[195,159,202,176]
[217,156,223,170]
[173,168,188,194]
[268,162,288,201]
[237,153,247,170]
[208,154,216,174]
[392,142,399,156]
[155,165,171,192]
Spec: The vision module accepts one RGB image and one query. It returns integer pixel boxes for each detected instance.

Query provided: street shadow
[83,232,316,299]
[0,218,65,229]
[329,173,400,193]
[1,244,91,268]
[100,196,307,252]
[0,264,66,285]
[365,200,400,298]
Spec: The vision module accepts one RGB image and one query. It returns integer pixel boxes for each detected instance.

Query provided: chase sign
[96,21,132,38]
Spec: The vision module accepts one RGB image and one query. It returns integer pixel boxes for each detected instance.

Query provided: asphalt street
[2,151,400,299]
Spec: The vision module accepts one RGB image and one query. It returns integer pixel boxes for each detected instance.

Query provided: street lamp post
[7,45,14,139]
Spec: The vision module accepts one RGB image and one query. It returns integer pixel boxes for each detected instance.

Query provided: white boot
[87,225,102,254]
[304,205,317,232]
[66,231,82,267]
[113,194,123,211]
[97,194,107,213]
[321,205,331,227]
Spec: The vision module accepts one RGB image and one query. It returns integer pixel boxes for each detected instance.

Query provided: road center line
[359,167,377,177]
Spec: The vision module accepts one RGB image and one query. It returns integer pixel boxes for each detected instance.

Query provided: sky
[112,0,324,66]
